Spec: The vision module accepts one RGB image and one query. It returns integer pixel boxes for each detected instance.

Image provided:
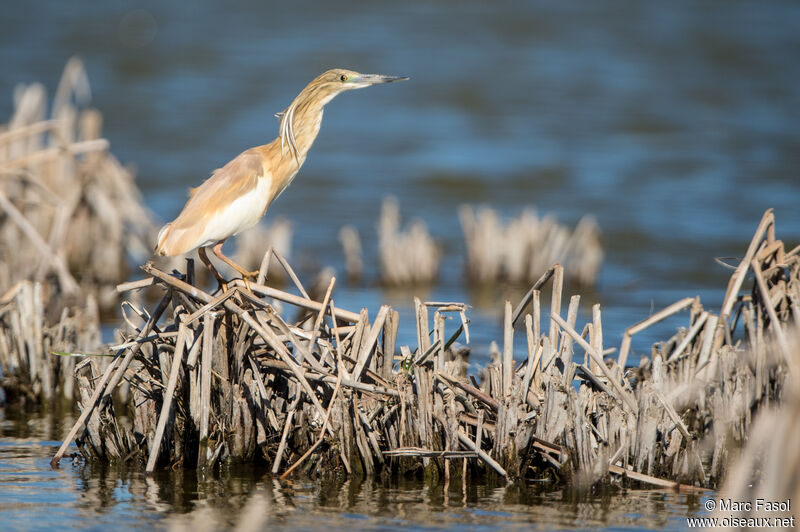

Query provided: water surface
[0,407,706,531]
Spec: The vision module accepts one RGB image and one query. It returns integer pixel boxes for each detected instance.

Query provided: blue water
[2,0,800,528]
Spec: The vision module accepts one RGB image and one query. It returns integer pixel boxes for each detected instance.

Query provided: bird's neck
[291,103,325,157]
[279,87,337,164]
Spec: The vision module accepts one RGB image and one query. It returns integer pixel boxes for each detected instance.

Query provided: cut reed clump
[0,57,157,307]
[459,205,602,287]
[712,330,799,524]
[50,209,796,493]
[0,280,101,407]
[378,197,440,286]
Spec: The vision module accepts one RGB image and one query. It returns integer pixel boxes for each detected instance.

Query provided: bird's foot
[234,269,259,293]
[243,274,260,293]
[235,268,260,280]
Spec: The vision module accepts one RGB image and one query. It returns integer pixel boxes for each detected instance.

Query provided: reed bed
[49,210,795,491]
[378,197,440,285]
[459,205,602,286]
[0,58,156,307]
[343,199,603,288]
[710,331,798,528]
[0,280,101,406]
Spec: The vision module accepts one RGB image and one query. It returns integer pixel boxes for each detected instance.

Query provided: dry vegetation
[49,210,796,492]
[460,205,602,287]
[0,58,156,306]
[377,197,440,285]
[710,332,798,527]
[0,59,153,406]
[0,280,101,406]
[342,199,603,288]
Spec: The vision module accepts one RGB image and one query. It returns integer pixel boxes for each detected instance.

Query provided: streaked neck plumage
[278,82,340,165]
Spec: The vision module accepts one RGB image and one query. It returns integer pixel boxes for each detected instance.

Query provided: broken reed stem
[353,306,389,382]
[437,372,499,412]
[0,119,58,144]
[522,314,538,396]
[457,430,506,478]
[272,410,295,474]
[307,276,336,356]
[551,312,638,413]
[272,248,310,300]
[512,265,557,326]
[607,464,706,492]
[617,297,694,369]
[198,311,216,468]
[751,257,790,356]
[590,303,603,375]
[548,265,563,351]
[50,356,119,467]
[502,301,513,398]
[720,209,774,321]
[695,315,719,377]
[382,309,398,379]
[231,278,360,323]
[667,311,709,361]
[146,322,188,473]
[280,369,344,479]
[256,246,273,286]
[4,139,109,168]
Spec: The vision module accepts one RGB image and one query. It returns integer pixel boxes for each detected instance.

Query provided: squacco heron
[156,68,407,283]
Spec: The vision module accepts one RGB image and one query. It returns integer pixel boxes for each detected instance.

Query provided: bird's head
[313,69,409,94]
[277,69,407,162]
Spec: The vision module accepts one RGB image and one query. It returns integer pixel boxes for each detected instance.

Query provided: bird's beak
[355,74,409,85]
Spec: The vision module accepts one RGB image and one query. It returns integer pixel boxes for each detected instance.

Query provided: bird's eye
[340,74,348,82]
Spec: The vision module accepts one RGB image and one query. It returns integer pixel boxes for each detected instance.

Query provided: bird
[155,68,407,284]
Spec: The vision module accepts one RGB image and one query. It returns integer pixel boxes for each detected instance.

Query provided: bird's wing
[170,149,265,232]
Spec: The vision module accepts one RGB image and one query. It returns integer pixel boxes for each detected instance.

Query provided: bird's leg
[212,241,259,289]
[198,246,228,291]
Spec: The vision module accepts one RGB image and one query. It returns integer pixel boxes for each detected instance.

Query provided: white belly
[197,176,271,247]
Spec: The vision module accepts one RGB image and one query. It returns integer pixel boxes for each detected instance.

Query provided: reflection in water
[0,408,704,530]
[154,470,703,531]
